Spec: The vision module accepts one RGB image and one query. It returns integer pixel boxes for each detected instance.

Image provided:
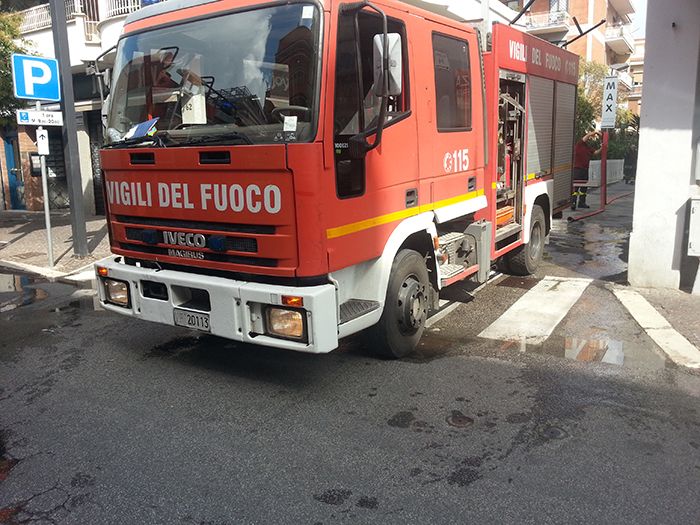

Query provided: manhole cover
[446,410,474,428]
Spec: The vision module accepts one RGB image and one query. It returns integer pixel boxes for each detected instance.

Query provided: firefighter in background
[572,130,602,210]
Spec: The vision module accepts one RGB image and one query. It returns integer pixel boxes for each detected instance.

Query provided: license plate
[174,309,210,332]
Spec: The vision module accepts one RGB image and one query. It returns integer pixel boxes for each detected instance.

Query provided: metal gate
[553,82,576,209]
[46,129,69,210]
[526,75,554,179]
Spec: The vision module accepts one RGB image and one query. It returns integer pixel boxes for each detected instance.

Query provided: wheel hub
[397,276,426,335]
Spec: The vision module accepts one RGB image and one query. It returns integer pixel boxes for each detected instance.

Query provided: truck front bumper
[95,256,339,353]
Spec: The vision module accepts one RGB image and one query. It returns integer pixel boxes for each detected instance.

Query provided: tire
[507,204,545,276]
[369,249,430,359]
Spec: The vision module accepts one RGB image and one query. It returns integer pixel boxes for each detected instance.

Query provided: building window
[549,0,568,12]
[432,33,472,132]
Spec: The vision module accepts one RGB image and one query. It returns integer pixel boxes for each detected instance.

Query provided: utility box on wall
[689,197,700,257]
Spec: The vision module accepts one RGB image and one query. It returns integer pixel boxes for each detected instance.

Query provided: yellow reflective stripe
[326,189,484,239]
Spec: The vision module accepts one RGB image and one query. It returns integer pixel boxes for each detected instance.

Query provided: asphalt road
[2,189,699,524]
[1,268,699,525]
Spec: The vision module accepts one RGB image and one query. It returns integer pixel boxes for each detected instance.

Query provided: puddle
[0,271,100,318]
[495,335,669,370]
[0,272,49,312]
[547,220,630,281]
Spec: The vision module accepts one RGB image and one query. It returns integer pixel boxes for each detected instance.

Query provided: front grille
[124,227,258,253]
[119,243,277,267]
[116,215,275,235]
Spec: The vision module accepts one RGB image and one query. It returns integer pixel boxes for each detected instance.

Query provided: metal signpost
[11,54,66,267]
[49,0,89,257]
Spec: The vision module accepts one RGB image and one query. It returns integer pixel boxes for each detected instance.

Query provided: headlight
[103,278,130,307]
[265,307,306,341]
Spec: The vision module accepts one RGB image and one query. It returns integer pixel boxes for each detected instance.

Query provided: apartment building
[501,0,635,86]
[627,37,644,114]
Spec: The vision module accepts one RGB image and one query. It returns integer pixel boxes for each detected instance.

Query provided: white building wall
[628,0,700,290]
[21,17,102,67]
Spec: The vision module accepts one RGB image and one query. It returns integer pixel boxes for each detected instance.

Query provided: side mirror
[373,33,402,97]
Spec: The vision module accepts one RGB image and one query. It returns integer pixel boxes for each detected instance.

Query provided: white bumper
[95,256,339,353]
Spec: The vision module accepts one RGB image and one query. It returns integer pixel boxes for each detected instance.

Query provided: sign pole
[49,0,89,257]
[35,101,54,267]
[601,130,608,210]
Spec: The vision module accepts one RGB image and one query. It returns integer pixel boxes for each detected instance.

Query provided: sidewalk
[0,210,110,280]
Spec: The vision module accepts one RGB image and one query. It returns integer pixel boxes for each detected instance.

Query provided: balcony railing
[605,24,635,54]
[525,10,574,31]
[20,0,101,41]
[106,0,141,19]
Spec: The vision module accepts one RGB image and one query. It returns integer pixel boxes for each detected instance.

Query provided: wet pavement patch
[539,426,569,440]
[387,411,415,428]
[497,276,540,290]
[445,410,474,428]
[0,432,18,483]
[505,413,531,424]
[356,496,378,509]
[446,467,481,487]
[313,489,352,505]
[143,336,202,359]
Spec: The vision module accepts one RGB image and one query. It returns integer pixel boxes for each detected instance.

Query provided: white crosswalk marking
[478,276,592,344]
[611,287,700,369]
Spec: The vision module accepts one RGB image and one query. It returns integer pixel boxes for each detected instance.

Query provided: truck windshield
[106,3,320,146]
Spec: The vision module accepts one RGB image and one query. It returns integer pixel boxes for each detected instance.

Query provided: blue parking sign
[11,54,61,102]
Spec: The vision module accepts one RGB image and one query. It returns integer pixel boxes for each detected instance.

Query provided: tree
[575,60,608,141]
[0,11,28,126]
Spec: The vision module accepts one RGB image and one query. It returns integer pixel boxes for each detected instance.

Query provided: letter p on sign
[11,54,61,102]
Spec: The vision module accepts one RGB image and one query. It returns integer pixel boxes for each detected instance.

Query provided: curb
[0,257,106,284]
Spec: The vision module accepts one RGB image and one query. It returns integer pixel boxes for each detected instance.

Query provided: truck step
[439,263,465,280]
[438,232,465,247]
[339,299,380,324]
[495,223,521,242]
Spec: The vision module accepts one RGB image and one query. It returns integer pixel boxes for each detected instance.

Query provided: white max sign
[601,76,618,129]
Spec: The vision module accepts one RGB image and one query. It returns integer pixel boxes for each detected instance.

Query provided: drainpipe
[481,0,490,52]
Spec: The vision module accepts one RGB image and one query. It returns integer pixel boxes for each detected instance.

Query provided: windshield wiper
[105,131,173,149]
[174,131,253,146]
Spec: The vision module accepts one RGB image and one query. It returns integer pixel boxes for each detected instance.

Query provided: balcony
[19,0,146,60]
[605,24,635,56]
[608,0,635,18]
[525,10,574,36]
[617,70,633,90]
[629,84,643,100]
[20,0,100,42]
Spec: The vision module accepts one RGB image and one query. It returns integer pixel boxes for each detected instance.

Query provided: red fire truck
[95,0,579,358]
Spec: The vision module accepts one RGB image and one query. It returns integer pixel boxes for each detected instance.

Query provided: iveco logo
[163,231,206,248]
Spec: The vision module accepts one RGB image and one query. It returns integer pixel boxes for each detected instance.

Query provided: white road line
[611,287,700,369]
[478,276,592,344]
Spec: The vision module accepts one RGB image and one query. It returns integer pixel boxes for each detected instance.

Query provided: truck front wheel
[507,204,545,276]
[370,249,429,359]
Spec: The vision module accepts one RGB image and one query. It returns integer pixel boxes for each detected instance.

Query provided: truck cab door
[327,5,416,269]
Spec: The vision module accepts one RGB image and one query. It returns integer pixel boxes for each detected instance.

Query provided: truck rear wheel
[507,204,545,276]
[370,249,429,359]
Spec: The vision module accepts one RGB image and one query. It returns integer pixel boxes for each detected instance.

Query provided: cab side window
[334,11,410,198]
[433,33,472,132]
